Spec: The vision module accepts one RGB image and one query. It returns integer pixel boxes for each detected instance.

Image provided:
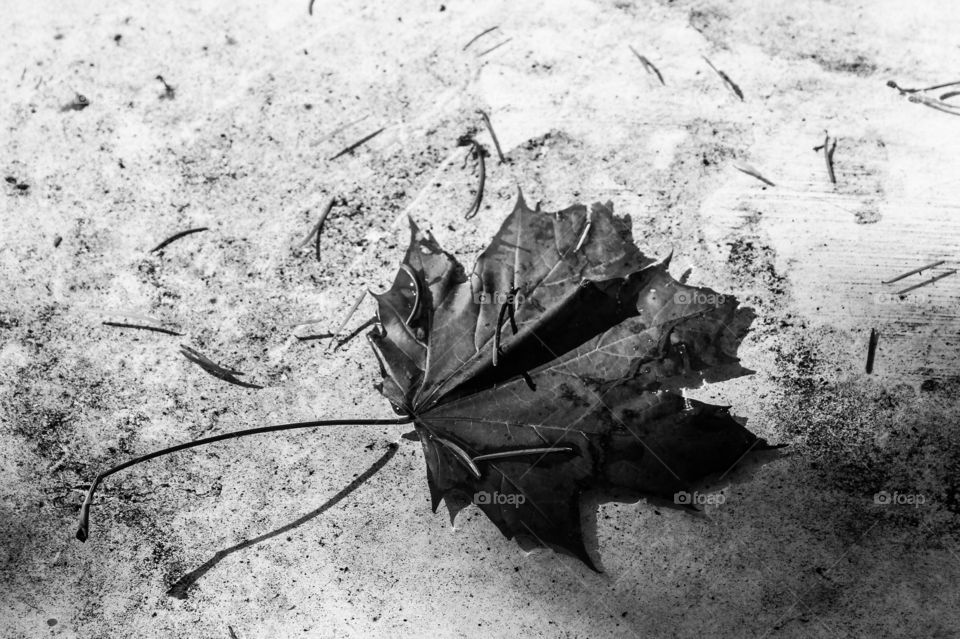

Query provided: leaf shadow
[578,445,788,570]
[166,442,399,599]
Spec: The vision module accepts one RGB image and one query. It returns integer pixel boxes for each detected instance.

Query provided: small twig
[307,0,316,15]
[733,162,775,186]
[463,26,499,51]
[895,269,957,296]
[329,291,367,352]
[882,260,946,284]
[477,38,512,58]
[150,228,208,253]
[102,321,182,337]
[228,626,239,639]
[865,329,879,374]
[702,56,743,101]
[463,140,486,219]
[476,110,506,163]
[328,127,385,160]
[180,345,262,389]
[333,317,377,352]
[628,45,665,85]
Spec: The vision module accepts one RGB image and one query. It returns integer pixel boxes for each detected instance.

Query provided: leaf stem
[75,416,413,542]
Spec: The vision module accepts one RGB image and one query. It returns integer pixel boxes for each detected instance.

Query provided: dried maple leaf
[74,191,771,573]
[368,191,770,566]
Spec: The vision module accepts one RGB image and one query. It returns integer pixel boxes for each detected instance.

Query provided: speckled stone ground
[3,1,960,637]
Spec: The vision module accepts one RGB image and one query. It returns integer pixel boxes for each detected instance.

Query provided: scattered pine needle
[102,321,182,336]
[318,114,370,144]
[628,45,665,85]
[887,80,960,116]
[333,317,376,352]
[307,0,316,15]
[329,127,385,161]
[882,260,946,284]
[295,197,336,260]
[814,132,838,184]
[476,110,506,163]
[150,227,208,253]
[463,26,499,51]
[895,269,957,296]
[733,162,775,186]
[887,79,960,95]
[180,345,263,389]
[866,329,879,374]
[329,291,367,352]
[296,197,334,248]
[295,332,335,341]
[463,140,486,219]
[477,38,512,58]
[702,56,743,101]
[574,211,592,252]
[287,317,327,328]
[908,93,960,117]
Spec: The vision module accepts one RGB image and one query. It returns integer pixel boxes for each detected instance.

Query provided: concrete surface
[2,0,960,637]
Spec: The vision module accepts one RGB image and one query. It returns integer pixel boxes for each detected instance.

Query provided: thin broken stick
[628,45,664,85]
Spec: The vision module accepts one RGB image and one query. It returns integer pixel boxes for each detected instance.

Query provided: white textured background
[3,1,960,637]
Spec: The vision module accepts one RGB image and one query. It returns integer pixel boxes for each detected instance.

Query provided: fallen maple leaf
[369,191,768,566]
[74,191,771,573]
